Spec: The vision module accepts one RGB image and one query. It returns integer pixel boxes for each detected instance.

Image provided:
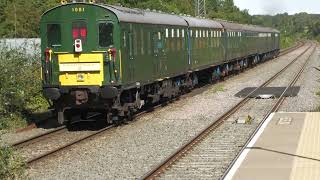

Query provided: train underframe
[43,50,279,125]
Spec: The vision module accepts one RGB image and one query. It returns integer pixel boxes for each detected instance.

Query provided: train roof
[217,20,279,33]
[101,5,188,26]
[107,5,223,29]
[42,3,279,33]
[182,16,223,29]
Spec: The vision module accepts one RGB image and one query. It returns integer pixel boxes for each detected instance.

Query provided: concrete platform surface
[224,112,320,180]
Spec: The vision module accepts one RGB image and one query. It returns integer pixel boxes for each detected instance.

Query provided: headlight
[77,73,85,82]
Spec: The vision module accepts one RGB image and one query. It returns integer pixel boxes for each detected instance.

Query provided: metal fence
[0,38,41,56]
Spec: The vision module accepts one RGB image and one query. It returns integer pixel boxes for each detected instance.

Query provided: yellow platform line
[290,113,320,180]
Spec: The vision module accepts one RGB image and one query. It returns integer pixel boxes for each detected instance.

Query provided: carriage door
[153,31,166,77]
[127,25,135,82]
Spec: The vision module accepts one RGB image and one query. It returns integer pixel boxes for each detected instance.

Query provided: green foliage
[207,0,252,24]
[0,44,48,130]
[0,0,319,41]
[252,13,320,46]
[0,146,26,180]
[205,84,225,94]
[0,0,60,38]
[280,35,296,49]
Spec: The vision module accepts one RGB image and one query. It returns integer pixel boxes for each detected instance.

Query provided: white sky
[234,0,320,15]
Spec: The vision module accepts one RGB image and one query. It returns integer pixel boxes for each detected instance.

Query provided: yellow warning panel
[58,53,104,86]
[290,113,320,180]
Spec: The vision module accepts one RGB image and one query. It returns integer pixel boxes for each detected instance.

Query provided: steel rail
[141,43,312,180]
[26,124,115,165]
[12,113,102,148]
[12,126,67,148]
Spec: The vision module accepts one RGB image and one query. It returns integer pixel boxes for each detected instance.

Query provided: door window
[98,22,113,47]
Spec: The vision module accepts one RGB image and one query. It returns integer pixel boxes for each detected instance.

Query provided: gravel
[1,128,54,146]
[17,129,94,161]
[3,44,317,180]
[279,45,320,111]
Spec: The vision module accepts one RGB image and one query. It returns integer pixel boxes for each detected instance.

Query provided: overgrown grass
[280,35,296,49]
[205,84,225,94]
[0,41,48,131]
[0,145,26,180]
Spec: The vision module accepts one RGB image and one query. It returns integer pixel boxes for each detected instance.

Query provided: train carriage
[182,16,224,70]
[41,2,280,125]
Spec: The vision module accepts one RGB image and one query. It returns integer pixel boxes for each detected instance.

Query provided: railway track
[279,41,304,56]
[11,42,305,166]
[141,42,316,179]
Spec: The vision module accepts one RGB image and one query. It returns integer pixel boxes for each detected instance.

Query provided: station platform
[224,112,320,180]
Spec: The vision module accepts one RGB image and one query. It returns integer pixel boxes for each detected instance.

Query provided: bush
[0,146,26,180]
[0,41,48,130]
[280,35,296,49]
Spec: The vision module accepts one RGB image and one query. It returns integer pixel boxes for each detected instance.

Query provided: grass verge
[0,142,26,179]
[0,41,48,131]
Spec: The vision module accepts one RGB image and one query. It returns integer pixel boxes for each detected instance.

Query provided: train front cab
[40,3,121,124]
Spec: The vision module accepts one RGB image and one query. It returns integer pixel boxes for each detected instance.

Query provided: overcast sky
[234,0,320,15]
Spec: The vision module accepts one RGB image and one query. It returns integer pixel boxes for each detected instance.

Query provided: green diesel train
[41,2,280,124]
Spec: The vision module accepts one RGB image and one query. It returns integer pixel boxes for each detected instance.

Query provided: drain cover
[235,87,300,98]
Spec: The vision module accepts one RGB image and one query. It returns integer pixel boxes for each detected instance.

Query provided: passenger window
[47,24,61,46]
[98,23,113,47]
